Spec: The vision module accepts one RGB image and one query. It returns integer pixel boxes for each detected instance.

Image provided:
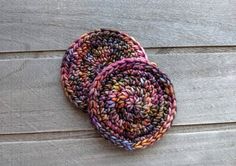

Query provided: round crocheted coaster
[88,58,176,150]
[60,29,147,112]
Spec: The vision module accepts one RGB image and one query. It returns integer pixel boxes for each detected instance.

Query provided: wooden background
[0,0,236,165]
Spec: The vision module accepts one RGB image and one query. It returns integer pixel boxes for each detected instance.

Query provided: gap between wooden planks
[0,122,235,142]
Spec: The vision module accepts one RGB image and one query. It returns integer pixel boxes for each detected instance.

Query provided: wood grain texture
[0,129,235,166]
[1,0,236,52]
[0,52,236,134]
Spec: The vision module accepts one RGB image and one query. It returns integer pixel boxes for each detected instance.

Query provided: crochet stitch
[88,58,177,150]
[61,29,147,112]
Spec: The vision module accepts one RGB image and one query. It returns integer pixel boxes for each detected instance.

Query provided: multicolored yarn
[88,58,176,150]
[61,29,147,112]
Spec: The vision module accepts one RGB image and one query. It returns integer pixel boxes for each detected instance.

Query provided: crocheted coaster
[88,58,177,150]
[61,29,147,112]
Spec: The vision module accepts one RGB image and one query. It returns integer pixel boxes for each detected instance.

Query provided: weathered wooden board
[0,129,235,166]
[0,52,236,134]
[1,0,236,52]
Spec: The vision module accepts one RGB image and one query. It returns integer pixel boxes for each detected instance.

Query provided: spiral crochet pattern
[88,58,176,150]
[61,29,147,112]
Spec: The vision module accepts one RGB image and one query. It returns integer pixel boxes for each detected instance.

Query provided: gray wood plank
[0,52,236,134]
[0,0,236,52]
[0,58,91,133]
[0,129,235,166]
